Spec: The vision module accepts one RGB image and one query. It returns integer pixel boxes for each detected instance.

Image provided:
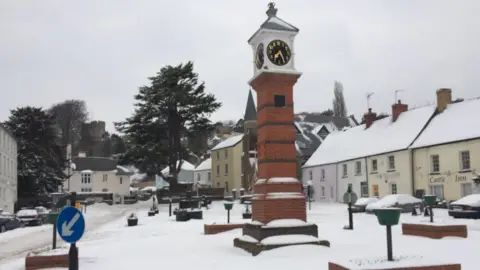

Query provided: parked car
[16,209,45,226]
[448,194,480,219]
[351,197,379,213]
[0,212,24,233]
[365,194,423,213]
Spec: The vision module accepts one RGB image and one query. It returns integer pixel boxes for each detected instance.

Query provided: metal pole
[227,209,230,224]
[68,192,79,270]
[348,202,353,230]
[169,198,172,216]
[386,225,393,261]
[52,222,57,249]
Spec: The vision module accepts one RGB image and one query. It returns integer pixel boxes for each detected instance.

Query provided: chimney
[436,88,452,113]
[78,151,86,158]
[364,108,377,129]
[392,100,408,122]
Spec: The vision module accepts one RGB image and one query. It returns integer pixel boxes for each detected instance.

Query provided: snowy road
[0,202,148,263]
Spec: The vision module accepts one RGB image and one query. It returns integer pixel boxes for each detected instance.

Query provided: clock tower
[233,3,326,255]
[248,3,305,224]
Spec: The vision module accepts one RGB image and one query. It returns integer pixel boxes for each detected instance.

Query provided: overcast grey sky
[1,0,479,132]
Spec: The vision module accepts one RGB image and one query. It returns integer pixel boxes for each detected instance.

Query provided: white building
[194,158,212,187]
[0,124,17,213]
[66,153,132,197]
[304,100,435,202]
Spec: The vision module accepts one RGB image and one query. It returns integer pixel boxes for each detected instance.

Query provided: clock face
[255,43,264,69]
[267,39,291,66]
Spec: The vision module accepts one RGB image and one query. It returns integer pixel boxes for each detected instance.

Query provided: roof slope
[411,98,480,149]
[211,134,243,151]
[244,90,257,121]
[195,158,211,171]
[304,105,435,167]
[161,160,195,175]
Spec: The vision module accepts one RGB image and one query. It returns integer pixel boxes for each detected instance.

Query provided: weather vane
[266,2,278,17]
[394,90,404,103]
[366,92,374,110]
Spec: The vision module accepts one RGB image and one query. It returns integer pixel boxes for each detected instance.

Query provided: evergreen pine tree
[4,107,66,196]
[115,62,221,185]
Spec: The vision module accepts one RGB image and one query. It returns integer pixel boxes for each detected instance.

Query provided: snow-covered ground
[0,201,150,263]
[1,201,480,269]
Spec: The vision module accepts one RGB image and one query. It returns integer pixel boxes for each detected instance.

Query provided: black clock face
[267,39,291,66]
[255,43,264,69]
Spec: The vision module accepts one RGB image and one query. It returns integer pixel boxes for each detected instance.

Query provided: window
[103,174,108,182]
[460,151,471,171]
[371,159,378,172]
[372,184,379,197]
[81,173,91,184]
[360,182,368,197]
[216,151,220,160]
[208,172,211,182]
[321,186,325,197]
[274,95,286,107]
[224,150,228,159]
[461,183,473,197]
[309,170,313,180]
[330,186,334,199]
[120,177,123,185]
[342,164,347,177]
[387,156,395,170]
[197,173,201,182]
[81,188,92,192]
[224,164,229,175]
[430,155,440,173]
[355,161,362,175]
[391,183,397,194]
[321,169,325,180]
[216,165,220,176]
[429,185,444,200]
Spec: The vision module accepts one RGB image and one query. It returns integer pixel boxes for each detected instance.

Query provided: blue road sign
[56,206,85,243]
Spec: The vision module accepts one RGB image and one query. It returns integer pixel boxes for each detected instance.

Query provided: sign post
[57,203,85,270]
[343,186,358,230]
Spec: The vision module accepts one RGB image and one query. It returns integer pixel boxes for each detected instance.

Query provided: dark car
[449,194,480,219]
[16,209,45,226]
[0,212,24,233]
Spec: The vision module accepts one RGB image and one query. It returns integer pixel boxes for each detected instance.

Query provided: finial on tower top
[266,2,278,17]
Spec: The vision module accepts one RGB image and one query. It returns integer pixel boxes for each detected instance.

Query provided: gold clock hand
[278,51,285,62]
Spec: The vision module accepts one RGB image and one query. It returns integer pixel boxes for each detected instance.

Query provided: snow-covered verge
[1,202,480,270]
[0,201,149,263]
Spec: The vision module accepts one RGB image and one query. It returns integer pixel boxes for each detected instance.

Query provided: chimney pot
[368,108,372,113]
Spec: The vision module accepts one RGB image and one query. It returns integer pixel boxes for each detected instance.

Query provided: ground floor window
[461,183,473,197]
[360,182,368,197]
[429,185,444,200]
[330,186,334,199]
[391,183,397,194]
[321,186,325,197]
[81,188,92,192]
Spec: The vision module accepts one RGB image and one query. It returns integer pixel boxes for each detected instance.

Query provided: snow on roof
[211,134,243,151]
[161,160,195,175]
[304,105,435,167]
[195,158,211,171]
[410,98,480,149]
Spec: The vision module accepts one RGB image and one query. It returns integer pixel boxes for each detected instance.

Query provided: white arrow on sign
[61,213,81,237]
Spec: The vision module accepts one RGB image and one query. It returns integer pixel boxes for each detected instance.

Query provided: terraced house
[303,94,437,202]
[410,89,480,201]
[211,134,243,193]
[0,124,17,213]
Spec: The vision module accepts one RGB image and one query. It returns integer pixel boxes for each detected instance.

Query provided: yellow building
[211,134,243,194]
[411,89,480,201]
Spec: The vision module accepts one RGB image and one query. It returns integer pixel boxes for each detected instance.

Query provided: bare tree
[49,100,88,151]
[332,81,347,118]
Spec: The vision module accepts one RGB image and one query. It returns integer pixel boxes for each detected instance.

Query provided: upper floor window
[460,151,471,171]
[355,161,362,175]
[208,172,211,182]
[224,164,229,175]
[387,156,395,171]
[197,173,201,182]
[216,151,220,160]
[216,165,220,176]
[120,177,123,185]
[430,154,440,173]
[81,173,91,184]
[371,159,378,172]
[103,174,108,182]
[342,164,348,177]
[309,170,313,180]
[321,169,325,180]
[224,150,228,159]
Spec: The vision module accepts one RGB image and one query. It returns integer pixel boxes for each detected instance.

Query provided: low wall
[402,223,467,239]
[328,262,461,270]
[25,253,69,270]
[204,223,245,235]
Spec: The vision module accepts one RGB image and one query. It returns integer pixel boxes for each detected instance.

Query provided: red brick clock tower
[248,3,306,224]
[234,4,323,255]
